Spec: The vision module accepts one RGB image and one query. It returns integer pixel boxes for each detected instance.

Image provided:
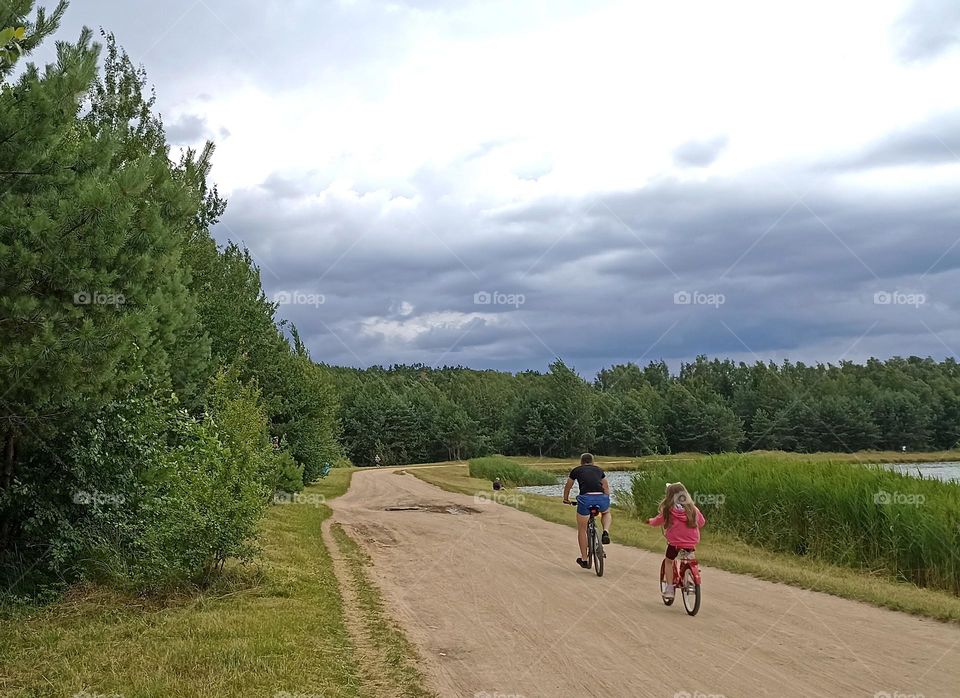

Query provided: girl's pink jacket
[647,505,706,548]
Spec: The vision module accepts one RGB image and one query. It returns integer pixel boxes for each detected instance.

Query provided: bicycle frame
[668,550,701,587]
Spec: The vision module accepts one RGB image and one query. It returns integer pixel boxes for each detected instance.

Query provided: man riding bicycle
[562,453,612,569]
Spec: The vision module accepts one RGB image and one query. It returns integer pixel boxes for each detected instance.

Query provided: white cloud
[360,310,499,344]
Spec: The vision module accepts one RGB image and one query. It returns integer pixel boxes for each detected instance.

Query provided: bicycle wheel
[587,520,595,570]
[593,526,604,577]
[681,566,701,616]
[659,560,674,606]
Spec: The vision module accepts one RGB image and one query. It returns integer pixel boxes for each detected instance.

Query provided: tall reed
[468,456,557,487]
[631,454,960,593]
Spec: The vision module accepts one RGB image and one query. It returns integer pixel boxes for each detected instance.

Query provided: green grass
[632,454,960,594]
[468,456,556,486]
[331,525,434,698]
[0,470,364,698]
[410,463,960,623]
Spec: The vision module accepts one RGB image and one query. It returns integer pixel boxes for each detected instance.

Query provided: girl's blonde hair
[658,482,698,528]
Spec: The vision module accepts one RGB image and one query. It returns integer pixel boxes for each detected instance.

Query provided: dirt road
[331,467,960,698]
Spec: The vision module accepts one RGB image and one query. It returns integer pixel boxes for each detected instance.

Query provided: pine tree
[0,1,66,77]
[0,25,213,557]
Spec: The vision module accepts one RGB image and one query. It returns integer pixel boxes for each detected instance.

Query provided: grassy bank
[632,454,960,594]
[0,469,420,697]
[410,463,960,623]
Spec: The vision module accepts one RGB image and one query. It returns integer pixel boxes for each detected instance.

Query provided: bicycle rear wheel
[681,567,701,616]
[659,560,674,606]
[593,526,604,577]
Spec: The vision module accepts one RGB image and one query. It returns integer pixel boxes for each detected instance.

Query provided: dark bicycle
[566,499,605,577]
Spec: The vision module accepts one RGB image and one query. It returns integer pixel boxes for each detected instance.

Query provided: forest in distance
[332,355,960,465]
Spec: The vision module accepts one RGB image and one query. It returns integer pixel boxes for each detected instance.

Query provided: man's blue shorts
[576,493,610,516]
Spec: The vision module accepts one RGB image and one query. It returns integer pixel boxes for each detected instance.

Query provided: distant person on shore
[647,482,706,598]
[562,453,611,569]
[493,478,503,491]
[374,454,382,467]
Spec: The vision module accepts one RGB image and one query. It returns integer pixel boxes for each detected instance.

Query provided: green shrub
[468,456,556,486]
[631,454,960,593]
[40,372,277,591]
[274,451,305,494]
[139,411,267,586]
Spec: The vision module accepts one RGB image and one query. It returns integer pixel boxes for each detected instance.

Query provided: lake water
[517,461,960,501]
[518,470,642,503]
[881,461,960,482]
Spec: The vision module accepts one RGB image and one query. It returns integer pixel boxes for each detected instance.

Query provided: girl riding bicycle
[647,482,705,598]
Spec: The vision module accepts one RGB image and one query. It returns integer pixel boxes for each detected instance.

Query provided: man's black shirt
[568,464,605,493]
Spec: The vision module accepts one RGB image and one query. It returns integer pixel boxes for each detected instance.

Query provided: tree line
[1,3,341,595]
[332,355,960,465]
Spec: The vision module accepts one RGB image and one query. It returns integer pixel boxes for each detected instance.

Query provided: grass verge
[410,463,960,623]
[0,470,363,698]
[331,524,434,698]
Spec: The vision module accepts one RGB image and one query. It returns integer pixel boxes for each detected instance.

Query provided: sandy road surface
[331,467,960,698]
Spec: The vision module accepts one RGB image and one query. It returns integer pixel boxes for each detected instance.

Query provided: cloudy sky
[41,0,960,376]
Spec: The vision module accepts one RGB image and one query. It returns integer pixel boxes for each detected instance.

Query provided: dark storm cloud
[895,0,960,62]
[672,136,728,168]
[834,111,960,169]
[221,148,960,376]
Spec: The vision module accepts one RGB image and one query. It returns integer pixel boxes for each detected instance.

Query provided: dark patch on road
[384,504,480,515]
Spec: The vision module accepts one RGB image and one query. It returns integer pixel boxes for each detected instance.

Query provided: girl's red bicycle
[659,549,701,616]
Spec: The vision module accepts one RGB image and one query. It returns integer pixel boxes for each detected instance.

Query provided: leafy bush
[631,454,960,593]
[142,408,270,586]
[22,372,278,591]
[468,457,556,487]
[274,451,305,494]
